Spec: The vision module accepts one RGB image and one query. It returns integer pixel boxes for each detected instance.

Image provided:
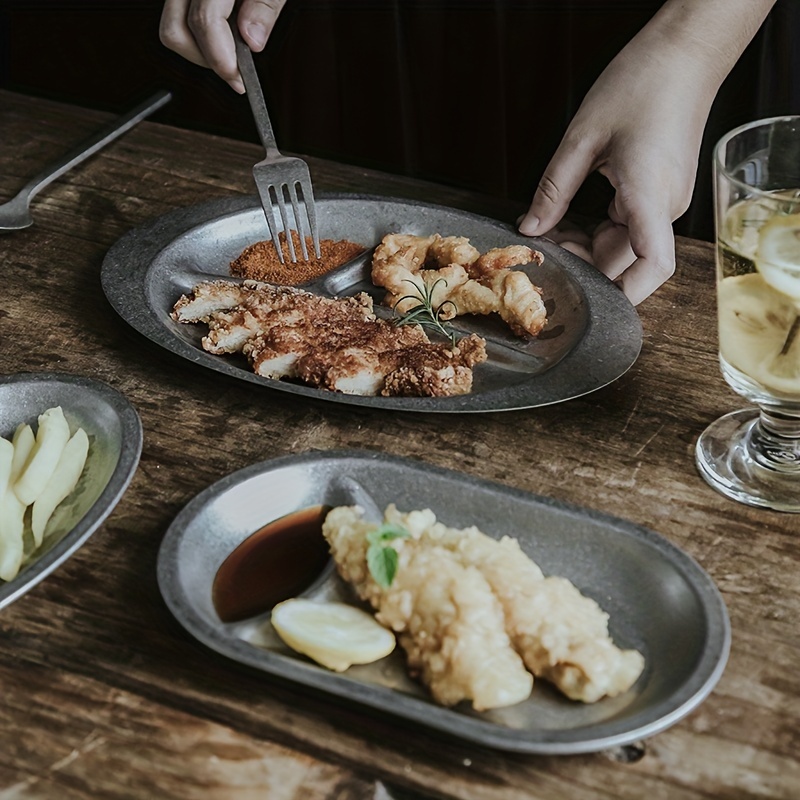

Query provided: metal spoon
[0,89,172,232]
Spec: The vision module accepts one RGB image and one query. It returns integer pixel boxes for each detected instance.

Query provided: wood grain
[0,90,798,800]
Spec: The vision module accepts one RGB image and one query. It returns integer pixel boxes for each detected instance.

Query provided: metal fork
[232,24,320,263]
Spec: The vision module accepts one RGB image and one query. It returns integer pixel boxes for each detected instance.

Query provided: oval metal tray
[157,450,730,754]
[101,193,642,412]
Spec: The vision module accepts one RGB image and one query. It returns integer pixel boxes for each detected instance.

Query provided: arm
[159,0,287,94]
[519,0,777,305]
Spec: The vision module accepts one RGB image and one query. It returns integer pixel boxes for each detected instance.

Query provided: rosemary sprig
[393,278,459,348]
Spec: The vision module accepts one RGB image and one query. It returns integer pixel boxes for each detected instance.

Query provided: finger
[544,220,592,249]
[239,0,286,52]
[186,0,243,91]
[519,135,597,237]
[591,221,636,281]
[593,206,675,304]
[557,239,594,264]
[160,0,209,67]
[616,208,676,305]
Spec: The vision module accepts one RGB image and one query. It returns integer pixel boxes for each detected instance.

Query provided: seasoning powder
[230,232,366,285]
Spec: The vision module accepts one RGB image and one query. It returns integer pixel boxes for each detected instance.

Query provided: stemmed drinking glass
[696,116,800,512]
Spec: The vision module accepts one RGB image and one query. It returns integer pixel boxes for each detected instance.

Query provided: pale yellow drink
[716,194,800,400]
[698,115,800,512]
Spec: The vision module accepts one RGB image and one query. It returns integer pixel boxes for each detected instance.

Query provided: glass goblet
[696,115,800,512]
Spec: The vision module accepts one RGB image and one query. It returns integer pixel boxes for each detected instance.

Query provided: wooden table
[1,90,798,800]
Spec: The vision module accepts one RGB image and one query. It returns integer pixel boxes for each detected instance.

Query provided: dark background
[1,0,798,240]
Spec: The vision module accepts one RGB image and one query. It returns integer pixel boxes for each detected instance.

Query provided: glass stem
[749,408,800,473]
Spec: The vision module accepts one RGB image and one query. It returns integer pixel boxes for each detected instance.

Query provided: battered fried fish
[323,505,645,707]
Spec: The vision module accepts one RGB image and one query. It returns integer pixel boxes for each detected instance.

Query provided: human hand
[160,0,287,93]
[519,0,776,306]
[518,48,708,306]
[517,0,756,305]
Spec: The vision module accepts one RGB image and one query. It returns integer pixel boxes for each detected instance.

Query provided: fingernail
[231,77,245,95]
[246,22,268,50]
[518,216,539,236]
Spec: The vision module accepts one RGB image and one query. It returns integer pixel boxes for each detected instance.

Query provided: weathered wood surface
[0,89,798,800]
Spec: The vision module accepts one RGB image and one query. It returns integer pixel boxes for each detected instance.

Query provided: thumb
[239,0,286,51]
[518,138,595,237]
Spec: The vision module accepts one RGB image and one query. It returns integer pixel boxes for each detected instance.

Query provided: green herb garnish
[393,278,459,348]
[366,522,410,588]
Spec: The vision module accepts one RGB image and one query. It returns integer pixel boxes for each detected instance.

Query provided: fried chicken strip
[171,279,256,323]
[380,505,644,703]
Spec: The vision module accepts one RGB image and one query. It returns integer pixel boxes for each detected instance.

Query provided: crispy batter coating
[171,280,487,397]
[322,506,533,710]
[372,233,547,337]
[323,505,645,706]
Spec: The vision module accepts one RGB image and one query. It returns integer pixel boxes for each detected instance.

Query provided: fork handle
[231,23,280,156]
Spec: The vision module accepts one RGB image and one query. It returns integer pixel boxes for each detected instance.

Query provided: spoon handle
[18,90,172,202]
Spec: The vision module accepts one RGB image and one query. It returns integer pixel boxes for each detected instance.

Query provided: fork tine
[232,21,320,266]
[287,181,309,261]
[255,181,285,264]
[275,184,297,262]
[298,179,321,259]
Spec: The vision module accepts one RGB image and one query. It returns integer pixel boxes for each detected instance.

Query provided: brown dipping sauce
[212,505,332,623]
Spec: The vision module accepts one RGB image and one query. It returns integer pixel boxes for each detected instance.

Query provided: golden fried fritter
[371,233,547,337]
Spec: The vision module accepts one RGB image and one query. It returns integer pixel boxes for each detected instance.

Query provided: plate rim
[101,192,643,413]
[157,448,731,754]
[0,371,143,610]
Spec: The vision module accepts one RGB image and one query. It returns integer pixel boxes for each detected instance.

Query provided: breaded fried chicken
[171,280,487,397]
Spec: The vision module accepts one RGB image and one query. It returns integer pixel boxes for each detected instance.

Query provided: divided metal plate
[0,372,143,610]
[101,194,642,412]
[157,450,730,754]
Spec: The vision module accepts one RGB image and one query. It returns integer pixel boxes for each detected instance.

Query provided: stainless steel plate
[0,372,143,610]
[101,194,642,412]
[157,450,730,754]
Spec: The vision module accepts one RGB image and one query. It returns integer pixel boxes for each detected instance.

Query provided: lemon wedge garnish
[271,599,395,672]
[755,212,800,300]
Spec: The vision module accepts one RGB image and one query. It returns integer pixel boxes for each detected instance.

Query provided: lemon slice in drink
[271,599,395,672]
[755,212,800,300]
[718,273,800,394]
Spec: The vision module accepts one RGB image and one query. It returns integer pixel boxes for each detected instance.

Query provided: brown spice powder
[230,231,366,285]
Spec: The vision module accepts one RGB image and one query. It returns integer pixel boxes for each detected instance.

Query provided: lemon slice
[755,212,800,300]
[271,599,395,672]
[718,273,800,394]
